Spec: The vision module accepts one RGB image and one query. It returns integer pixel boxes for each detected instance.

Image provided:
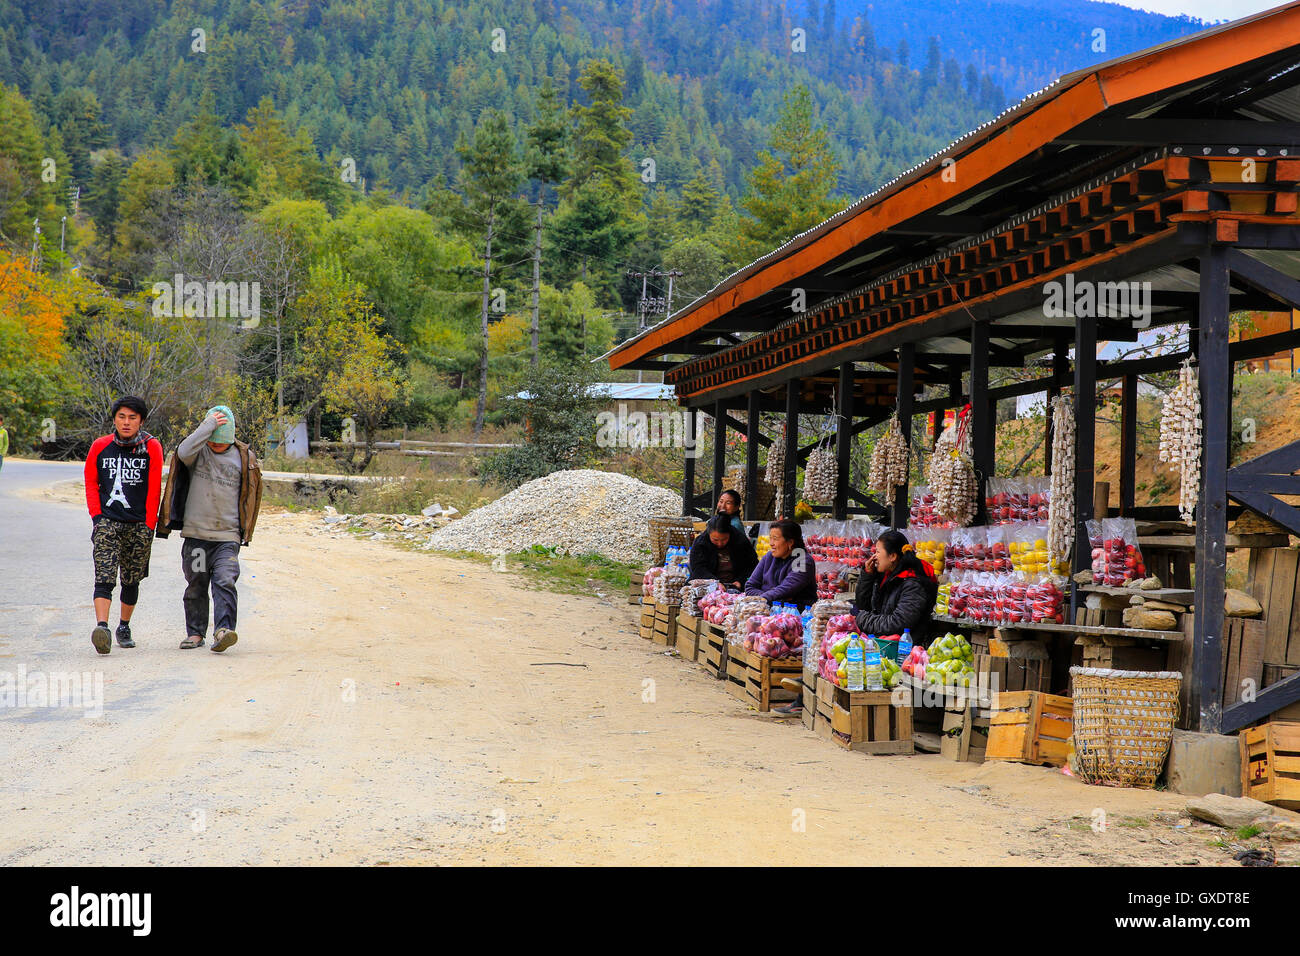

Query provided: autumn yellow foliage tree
[0,251,73,446]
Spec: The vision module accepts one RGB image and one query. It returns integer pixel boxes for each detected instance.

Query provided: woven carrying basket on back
[648,516,697,565]
[1069,667,1181,789]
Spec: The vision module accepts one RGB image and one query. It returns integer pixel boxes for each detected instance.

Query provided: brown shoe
[211,629,238,653]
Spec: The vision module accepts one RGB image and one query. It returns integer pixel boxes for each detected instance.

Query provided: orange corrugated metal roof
[608,0,1300,370]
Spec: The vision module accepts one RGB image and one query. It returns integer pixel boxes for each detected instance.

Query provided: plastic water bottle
[898,629,913,668]
[846,636,866,692]
[864,635,884,691]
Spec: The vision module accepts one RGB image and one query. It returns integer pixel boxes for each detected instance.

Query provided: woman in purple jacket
[744,518,817,608]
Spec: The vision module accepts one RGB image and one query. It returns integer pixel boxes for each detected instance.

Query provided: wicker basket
[1069,667,1181,789]
[648,516,697,565]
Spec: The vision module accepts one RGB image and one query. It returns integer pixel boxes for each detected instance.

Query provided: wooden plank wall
[1246,549,1300,672]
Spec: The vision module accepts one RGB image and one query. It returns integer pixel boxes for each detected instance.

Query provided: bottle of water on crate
[863,635,884,691]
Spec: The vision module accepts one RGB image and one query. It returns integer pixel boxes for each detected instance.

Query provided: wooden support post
[682,410,696,516]
[834,363,854,521]
[782,381,800,518]
[1193,246,1230,734]
[1120,373,1137,514]
[712,400,726,511]
[970,322,993,524]
[1045,333,1069,475]
[1093,481,1110,520]
[893,344,915,528]
[1071,317,1098,619]
[745,389,760,520]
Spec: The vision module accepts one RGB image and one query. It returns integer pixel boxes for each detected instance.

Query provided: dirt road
[0,466,1235,865]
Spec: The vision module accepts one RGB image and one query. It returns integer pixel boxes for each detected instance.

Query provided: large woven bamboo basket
[1069,667,1182,789]
[648,516,697,565]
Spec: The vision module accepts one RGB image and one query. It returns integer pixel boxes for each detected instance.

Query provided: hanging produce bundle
[804,437,838,504]
[1046,395,1076,566]
[868,413,909,507]
[1158,359,1202,524]
[764,421,786,485]
[729,464,746,505]
[927,412,977,525]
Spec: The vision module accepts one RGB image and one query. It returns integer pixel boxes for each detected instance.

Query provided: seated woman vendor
[744,519,817,608]
[853,528,939,642]
[689,515,758,589]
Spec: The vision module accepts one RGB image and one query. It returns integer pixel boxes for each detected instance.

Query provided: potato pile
[868,414,909,507]
[1046,395,1076,565]
[1159,359,1202,523]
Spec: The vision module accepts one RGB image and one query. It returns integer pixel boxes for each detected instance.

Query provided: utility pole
[626,267,683,384]
[529,200,542,367]
[473,210,495,438]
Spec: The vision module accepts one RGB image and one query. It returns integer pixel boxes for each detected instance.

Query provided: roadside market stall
[610,7,1300,798]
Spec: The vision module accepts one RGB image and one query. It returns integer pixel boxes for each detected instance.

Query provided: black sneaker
[211,628,238,653]
[91,625,111,655]
[116,622,135,648]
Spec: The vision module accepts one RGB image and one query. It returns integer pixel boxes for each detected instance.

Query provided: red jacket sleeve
[84,436,109,517]
[144,438,164,530]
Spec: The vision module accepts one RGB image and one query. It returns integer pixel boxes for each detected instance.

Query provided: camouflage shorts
[92,519,154,586]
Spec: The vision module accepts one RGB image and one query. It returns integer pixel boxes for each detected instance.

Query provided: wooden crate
[940,704,989,762]
[652,603,679,647]
[974,653,1050,696]
[628,571,645,605]
[745,655,803,712]
[676,613,700,662]
[1241,720,1300,810]
[986,691,1073,767]
[801,683,818,732]
[1080,641,1168,672]
[700,622,728,680]
[639,598,656,641]
[726,645,749,700]
[830,687,915,755]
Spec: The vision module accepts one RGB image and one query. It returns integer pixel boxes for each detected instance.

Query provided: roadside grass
[1235,823,1263,840]
[377,535,645,597]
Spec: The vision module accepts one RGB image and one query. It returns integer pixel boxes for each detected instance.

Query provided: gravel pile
[426,469,680,564]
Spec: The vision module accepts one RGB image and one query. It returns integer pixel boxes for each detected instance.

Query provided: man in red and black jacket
[84,396,164,655]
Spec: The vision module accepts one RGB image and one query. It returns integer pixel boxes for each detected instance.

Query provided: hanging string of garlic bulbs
[868,413,910,508]
[1159,358,1202,523]
[804,435,838,504]
[764,421,786,485]
[1047,395,1076,565]
[928,420,978,526]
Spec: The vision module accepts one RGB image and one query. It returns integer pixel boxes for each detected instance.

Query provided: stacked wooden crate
[986,691,1073,767]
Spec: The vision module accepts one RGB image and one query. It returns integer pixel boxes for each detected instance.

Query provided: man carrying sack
[157,405,263,652]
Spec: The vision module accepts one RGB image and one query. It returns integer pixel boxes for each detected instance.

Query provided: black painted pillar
[1193,246,1229,734]
[1045,332,1069,475]
[834,363,854,520]
[682,408,696,516]
[782,380,800,518]
[1071,316,1098,619]
[970,322,993,524]
[1120,373,1137,515]
[745,390,761,520]
[712,400,726,512]
[893,344,915,528]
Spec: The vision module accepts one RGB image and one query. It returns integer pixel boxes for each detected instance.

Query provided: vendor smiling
[744,519,817,608]
[714,488,748,539]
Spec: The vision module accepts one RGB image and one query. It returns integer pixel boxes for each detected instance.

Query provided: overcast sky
[1103,0,1290,21]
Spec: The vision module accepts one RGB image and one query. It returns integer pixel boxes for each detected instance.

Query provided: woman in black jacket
[853,528,939,643]
[689,515,758,589]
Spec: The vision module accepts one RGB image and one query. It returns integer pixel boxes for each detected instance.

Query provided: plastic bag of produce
[1097,517,1146,586]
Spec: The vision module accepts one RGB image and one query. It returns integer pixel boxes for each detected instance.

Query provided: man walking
[0,413,9,474]
[156,406,262,652]
[84,396,165,654]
